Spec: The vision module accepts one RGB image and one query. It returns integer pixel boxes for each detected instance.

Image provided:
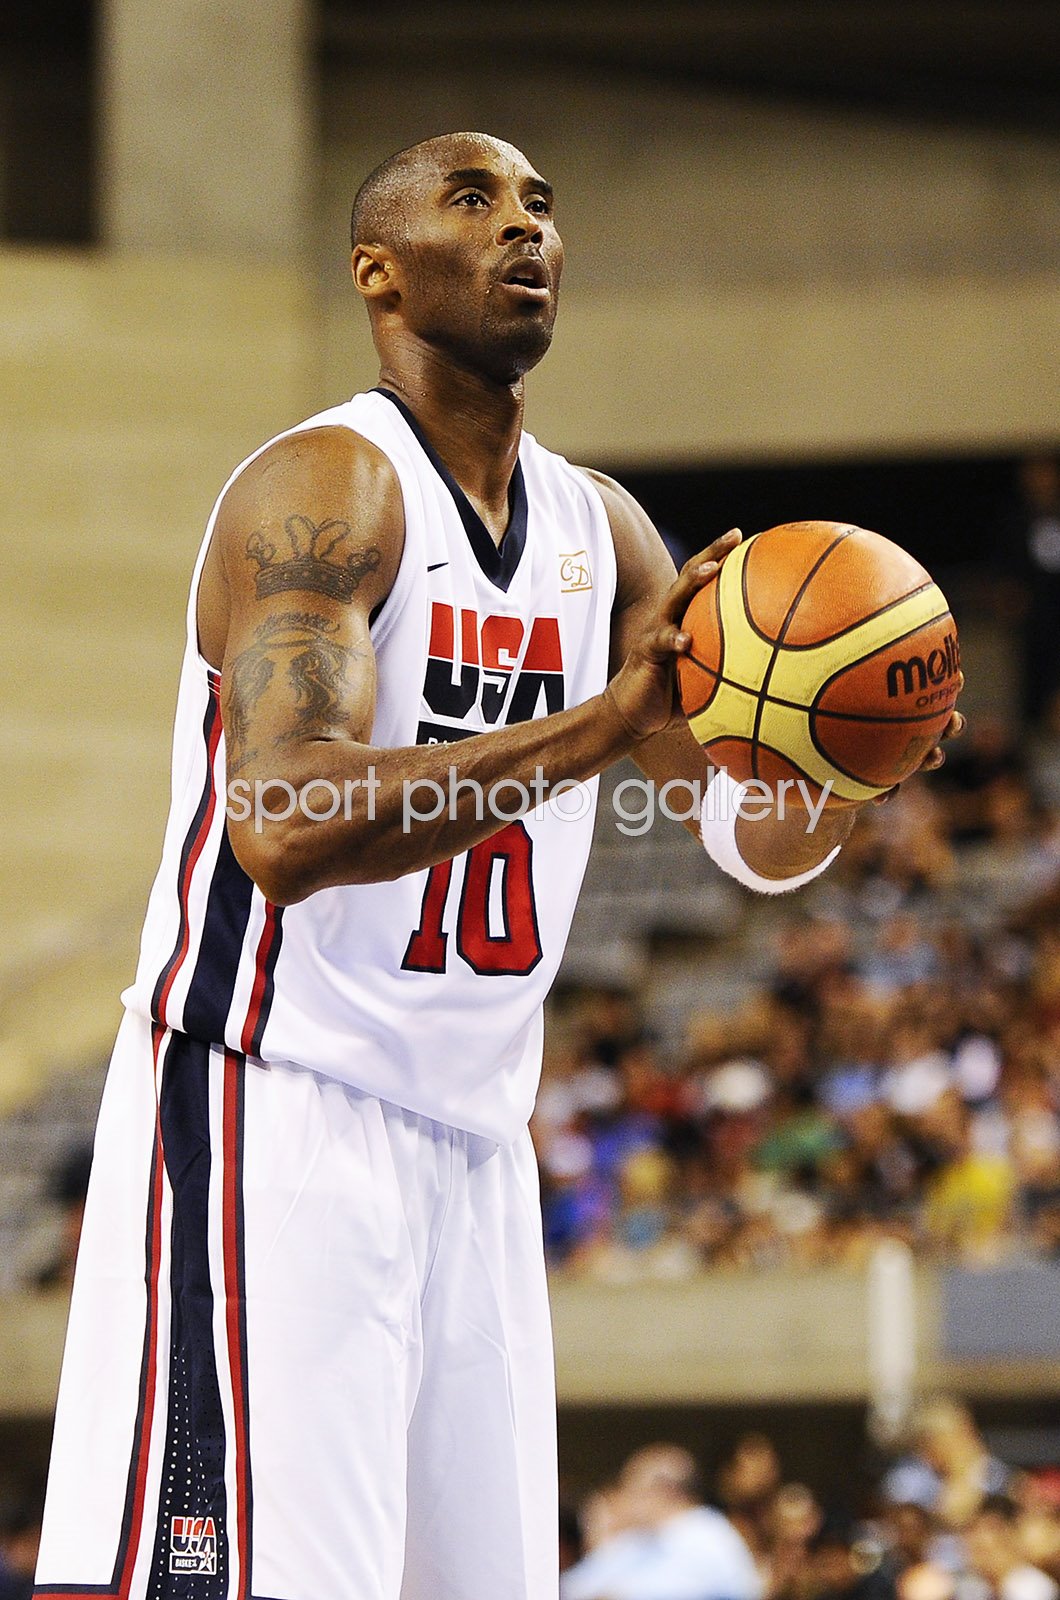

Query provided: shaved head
[348,130,562,385]
[351,132,536,250]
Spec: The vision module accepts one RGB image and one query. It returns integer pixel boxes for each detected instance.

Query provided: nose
[495,204,543,247]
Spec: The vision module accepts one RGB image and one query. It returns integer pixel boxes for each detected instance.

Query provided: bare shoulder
[198,424,405,668]
[218,424,403,561]
[574,464,676,611]
[575,465,655,537]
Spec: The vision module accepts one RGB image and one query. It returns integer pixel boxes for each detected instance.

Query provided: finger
[645,621,691,663]
[690,527,743,566]
[662,531,741,626]
[661,558,721,626]
[941,710,966,741]
[881,737,949,797]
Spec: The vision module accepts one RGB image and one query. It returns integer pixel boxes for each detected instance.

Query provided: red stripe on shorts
[114,1023,168,1598]
[223,1049,251,1600]
[239,901,280,1057]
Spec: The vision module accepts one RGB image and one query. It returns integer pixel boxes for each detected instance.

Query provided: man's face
[391,138,564,384]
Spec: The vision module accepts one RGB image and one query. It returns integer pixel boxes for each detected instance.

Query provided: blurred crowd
[535,705,1060,1277]
[18,461,1060,1293]
[560,1398,1060,1600]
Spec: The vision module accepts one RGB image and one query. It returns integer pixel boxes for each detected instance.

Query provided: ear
[352,244,399,305]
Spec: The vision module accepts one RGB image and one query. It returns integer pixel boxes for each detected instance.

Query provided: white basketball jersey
[123,389,617,1142]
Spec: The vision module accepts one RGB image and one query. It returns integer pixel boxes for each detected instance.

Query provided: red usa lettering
[423,603,565,726]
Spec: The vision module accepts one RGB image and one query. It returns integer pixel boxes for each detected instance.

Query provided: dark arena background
[2,1,1060,1594]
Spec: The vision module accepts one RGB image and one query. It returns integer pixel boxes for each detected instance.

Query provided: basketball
[677,521,961,805]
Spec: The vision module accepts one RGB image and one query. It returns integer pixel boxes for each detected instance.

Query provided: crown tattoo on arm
[245,516,382,602]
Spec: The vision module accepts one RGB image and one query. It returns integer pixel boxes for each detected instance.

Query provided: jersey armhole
[363,437,419,650]
[569,464,620,616]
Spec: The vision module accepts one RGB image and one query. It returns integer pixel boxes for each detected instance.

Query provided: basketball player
[34,133,960,1600]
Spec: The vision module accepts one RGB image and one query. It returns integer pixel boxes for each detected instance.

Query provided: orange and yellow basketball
[677,521,961,805]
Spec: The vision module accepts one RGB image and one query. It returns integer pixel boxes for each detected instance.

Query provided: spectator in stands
[960,1495,1059,1600]
[920,1093,1017,1262]
[762,1483,823,1600]
[571,984,645,1070]
[1000,453,1060,725]
[879,1500,948,1585]
[882,1399,1013,1530]
[0,1496,41,1600]
[561,1443,762,1600]
[1012,1476,1060,1588]
[958,774,1060,917]
[932,720,1025,846]
[807,1511,896,1600]
[716,1433,784,1569]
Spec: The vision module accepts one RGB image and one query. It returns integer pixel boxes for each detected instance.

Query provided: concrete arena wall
[5,1263,1060,1419]
[0,251,314,1104]
[320,67,1060,461]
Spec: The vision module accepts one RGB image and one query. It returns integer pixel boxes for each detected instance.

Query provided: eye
[454,190,489,208]
[526,197,552,215]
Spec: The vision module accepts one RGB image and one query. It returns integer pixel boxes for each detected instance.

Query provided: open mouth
[500,257,550,298]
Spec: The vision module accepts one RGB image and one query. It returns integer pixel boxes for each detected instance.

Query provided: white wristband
[699,768,841,895]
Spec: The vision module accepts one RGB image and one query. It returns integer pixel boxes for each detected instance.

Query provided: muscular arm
[584,468,858,880]
[207,429,693,905]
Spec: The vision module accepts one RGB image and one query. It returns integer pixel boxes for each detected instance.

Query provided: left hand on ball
[872,679,966,804]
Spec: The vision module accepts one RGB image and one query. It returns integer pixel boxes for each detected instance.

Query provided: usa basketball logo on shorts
[169,1514,218,1575]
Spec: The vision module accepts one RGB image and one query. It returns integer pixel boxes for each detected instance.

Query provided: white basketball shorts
[34,1009,558,1600]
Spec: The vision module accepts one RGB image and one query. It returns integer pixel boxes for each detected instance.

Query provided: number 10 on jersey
[401,821,543,977]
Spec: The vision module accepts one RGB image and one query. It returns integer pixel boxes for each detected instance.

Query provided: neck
[376,335,525,543]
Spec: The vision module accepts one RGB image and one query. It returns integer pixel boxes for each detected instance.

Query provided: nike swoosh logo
[427,561,448,572]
